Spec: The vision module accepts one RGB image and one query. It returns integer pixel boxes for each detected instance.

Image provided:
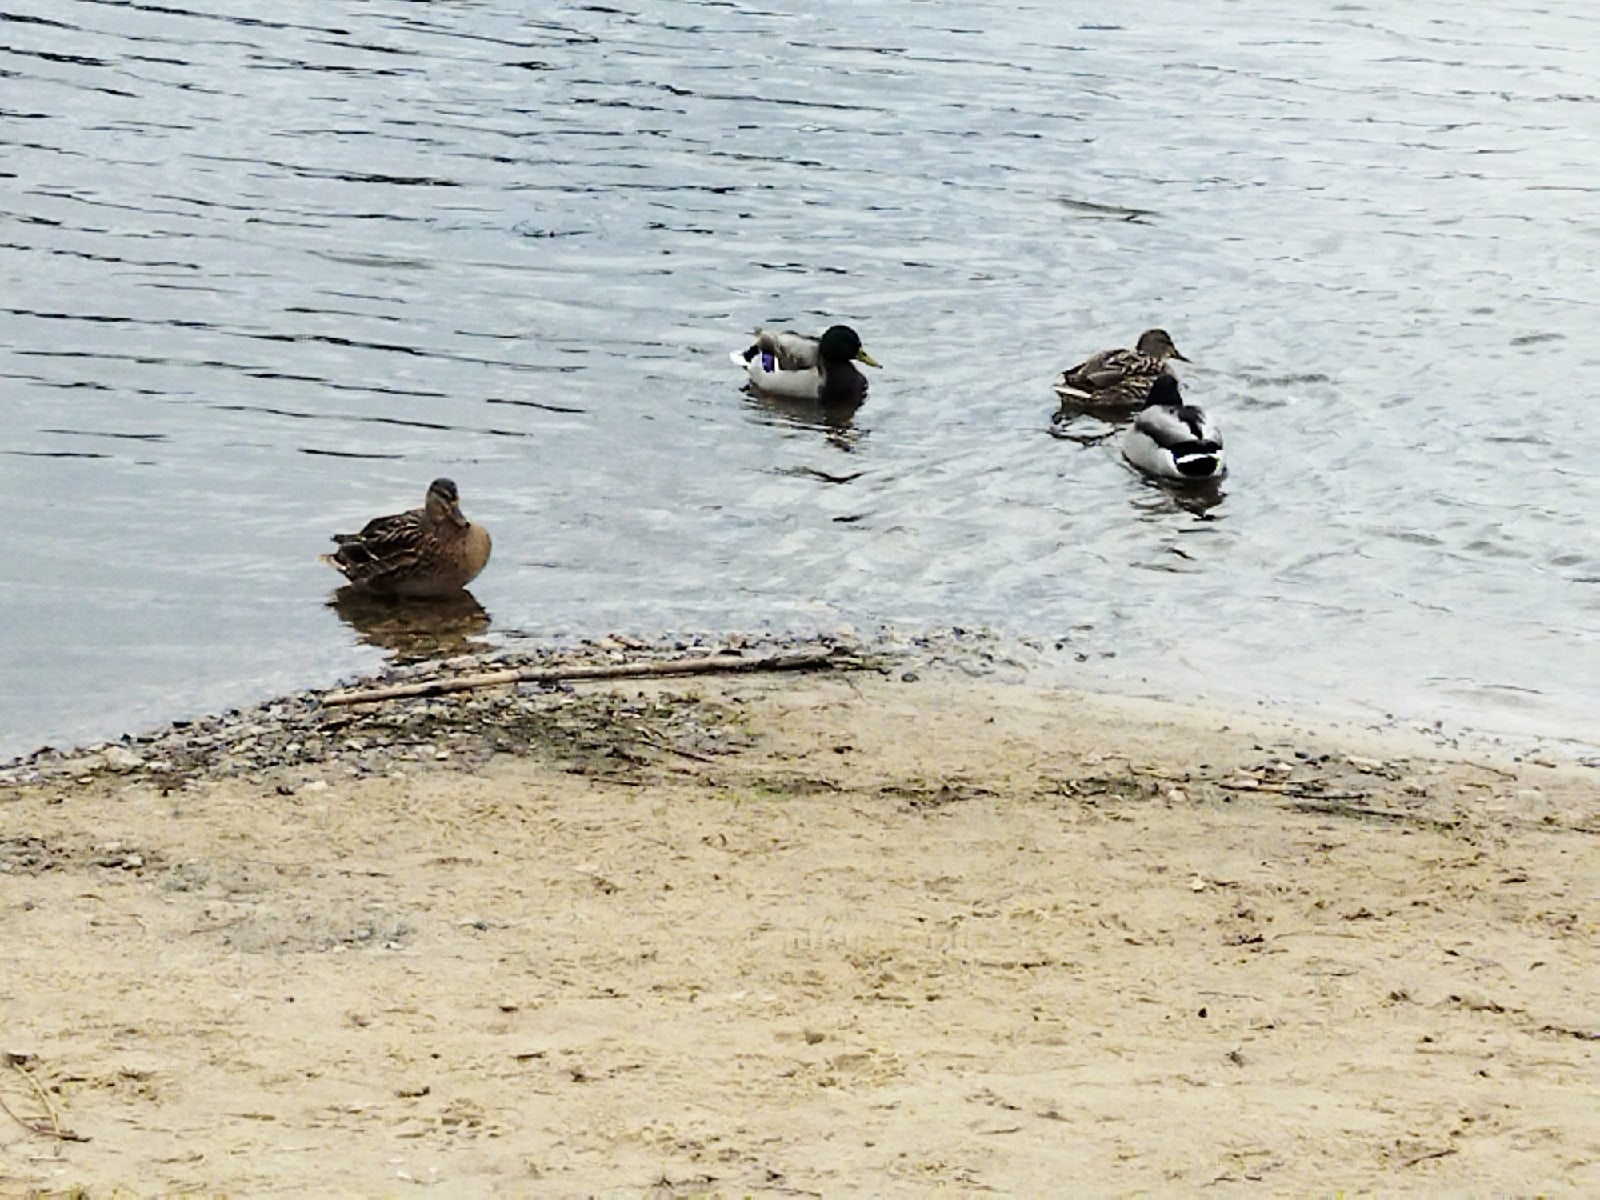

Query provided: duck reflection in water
[742,387,865,449]
[327,586,492,662]
[1129,474,1227,520]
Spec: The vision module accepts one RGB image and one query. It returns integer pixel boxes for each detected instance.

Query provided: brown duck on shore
[321,478,491,597]
[1053,328,1190,409]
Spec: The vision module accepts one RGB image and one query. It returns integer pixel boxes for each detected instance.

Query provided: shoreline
[2,638,1595,1192]
[5,628,1596,783]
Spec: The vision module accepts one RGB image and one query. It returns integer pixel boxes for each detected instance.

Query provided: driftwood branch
[1,1053,87,1142]
[322,647,848,708]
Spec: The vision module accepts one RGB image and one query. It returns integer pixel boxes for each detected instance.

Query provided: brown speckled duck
[321,478,491,597]
[1053,328,1190,409]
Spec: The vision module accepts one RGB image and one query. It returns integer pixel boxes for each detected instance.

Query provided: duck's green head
[1135,328,1189,363]
[1145,374,1182,407]
[819,324,881,368]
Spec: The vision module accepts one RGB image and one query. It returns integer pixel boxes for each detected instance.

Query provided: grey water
[3,0,1597,762]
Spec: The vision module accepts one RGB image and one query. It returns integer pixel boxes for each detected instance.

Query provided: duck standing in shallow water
[1122,375,1226,482]
[321,478,492,597]
[1053,328,1189,409]
[732,324,880,404]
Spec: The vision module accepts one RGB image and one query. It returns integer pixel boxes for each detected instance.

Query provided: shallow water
[3,0,1597,760]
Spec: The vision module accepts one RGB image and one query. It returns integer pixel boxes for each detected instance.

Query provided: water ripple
[1,0,1596,758]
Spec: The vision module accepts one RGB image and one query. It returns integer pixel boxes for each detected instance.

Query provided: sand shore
[2,649,1595,1195]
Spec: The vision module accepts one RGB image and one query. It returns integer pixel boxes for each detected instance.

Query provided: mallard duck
[321,477,491,597]
[1122,375,1225,481]
[731,324,880,403]
[1053,328,1189,409]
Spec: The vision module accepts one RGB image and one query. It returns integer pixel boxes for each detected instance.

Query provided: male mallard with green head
[321,477,491,597]
[733,324,881,404]
[1122,375,1226,482]
[1053,328,1189,409]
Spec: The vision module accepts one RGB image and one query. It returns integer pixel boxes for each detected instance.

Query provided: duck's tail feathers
[1170,441,1224,479]
[1052,376,1089,402]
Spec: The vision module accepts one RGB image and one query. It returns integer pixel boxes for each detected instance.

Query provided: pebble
[101,746,144,771]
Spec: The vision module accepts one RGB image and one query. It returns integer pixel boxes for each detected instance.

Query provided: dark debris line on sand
[0,630,1019,792]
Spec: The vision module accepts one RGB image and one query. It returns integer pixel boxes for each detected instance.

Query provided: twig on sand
[1,1053,88,1142]
[1400,1144,1457,1168]
[322,647,851,708]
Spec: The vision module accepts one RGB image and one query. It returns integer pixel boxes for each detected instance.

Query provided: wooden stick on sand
[322,647,846,708]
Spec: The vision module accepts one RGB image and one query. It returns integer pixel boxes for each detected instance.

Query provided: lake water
[3,0,1597,761]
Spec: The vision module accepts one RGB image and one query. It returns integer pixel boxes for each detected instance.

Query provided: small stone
[102,746,144,771]
[303,780,329,794]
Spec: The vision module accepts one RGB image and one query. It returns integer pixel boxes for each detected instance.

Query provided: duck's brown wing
[1059,347,1149,391]
[326,508,428,589]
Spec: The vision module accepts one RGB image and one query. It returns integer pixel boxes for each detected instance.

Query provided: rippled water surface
[3,0,1598,759]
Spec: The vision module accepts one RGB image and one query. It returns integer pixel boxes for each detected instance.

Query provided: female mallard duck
[1122,375,1225,482]
[1053,328,1189,409]
[321,477,491,597]
[732,324,880,403]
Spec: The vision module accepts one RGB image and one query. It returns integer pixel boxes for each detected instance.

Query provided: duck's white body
[731,345,833,400]
[1122,378,1225,482]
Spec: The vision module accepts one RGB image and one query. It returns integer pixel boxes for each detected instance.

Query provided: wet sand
[2,661,1595,1194]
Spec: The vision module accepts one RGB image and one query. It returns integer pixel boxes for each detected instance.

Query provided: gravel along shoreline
[0,629,1036,791]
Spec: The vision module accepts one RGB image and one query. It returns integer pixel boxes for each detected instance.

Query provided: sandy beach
[1,647,1596,1195]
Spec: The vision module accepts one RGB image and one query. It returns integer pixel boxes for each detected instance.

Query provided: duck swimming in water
[1121,375,1225,482]
[321,477,492,597]
[1053,328,1189,410]
[732,324,881,404]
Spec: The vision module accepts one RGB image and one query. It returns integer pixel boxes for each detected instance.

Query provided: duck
[1053,328,1189,409]
[732,324,880,404]
[321,477,492,597]
[1121,375,1225,482]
